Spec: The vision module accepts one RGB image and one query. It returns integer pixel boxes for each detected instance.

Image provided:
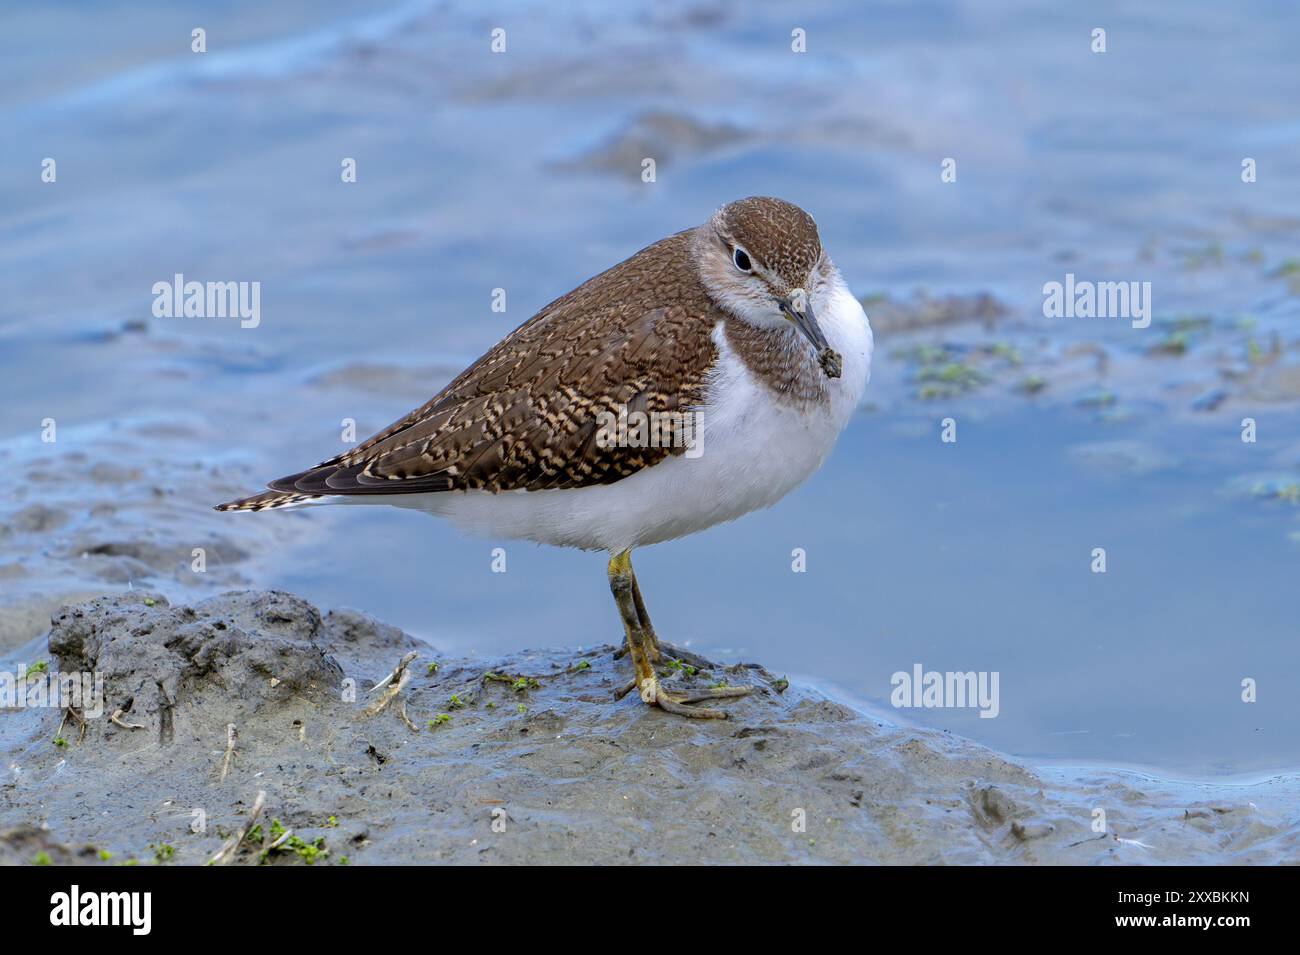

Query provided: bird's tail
[214,489,323,512]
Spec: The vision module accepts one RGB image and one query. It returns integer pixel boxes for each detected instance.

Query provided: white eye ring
[732,246,753,273]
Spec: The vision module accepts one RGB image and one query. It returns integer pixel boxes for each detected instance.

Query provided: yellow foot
[635,674,750,720]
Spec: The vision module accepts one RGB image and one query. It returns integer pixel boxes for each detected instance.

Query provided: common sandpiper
[218,196,874,718]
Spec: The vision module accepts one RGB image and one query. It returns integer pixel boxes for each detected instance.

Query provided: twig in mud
[369,651,418,695]
[364,666,412,716]
[1113,834,1153,850]
[219,723,237,782]
[59,705,88,744]
[110,708,146,730]
[1065,833,1109,849]
[398,700,419,732]
[208,789,265,866]
[482,671,543,689]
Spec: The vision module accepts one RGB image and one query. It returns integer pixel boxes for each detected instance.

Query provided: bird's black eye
[732,246,752,273]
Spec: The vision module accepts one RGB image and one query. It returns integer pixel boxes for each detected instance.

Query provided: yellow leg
[608,550,655,690]
[629,562,661,664]
[607,550,750,719]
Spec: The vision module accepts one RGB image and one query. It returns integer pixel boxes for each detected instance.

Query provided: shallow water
[1,0,1298,777]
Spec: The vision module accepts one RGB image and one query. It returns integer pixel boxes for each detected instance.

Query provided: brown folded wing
[265,232,719,499]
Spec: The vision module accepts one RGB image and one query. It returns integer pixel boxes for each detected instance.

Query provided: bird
[216,196,873,718]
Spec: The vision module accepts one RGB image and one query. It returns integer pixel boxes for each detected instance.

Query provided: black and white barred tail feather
[214,489,323,512]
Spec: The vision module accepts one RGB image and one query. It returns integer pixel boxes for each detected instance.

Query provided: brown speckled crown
[714,196,822,290]
[215,198,830,513]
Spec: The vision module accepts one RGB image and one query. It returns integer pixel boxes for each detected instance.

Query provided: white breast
[380,276,873,552]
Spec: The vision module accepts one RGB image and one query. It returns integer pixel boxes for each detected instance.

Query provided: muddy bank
[2,590,1296,865]
[0,422,308,652]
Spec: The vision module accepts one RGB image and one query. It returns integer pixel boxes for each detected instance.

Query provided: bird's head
[695,196,840,377]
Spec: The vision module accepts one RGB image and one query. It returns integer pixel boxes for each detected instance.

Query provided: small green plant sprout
[426,662,439,676]
[1018,374,1047,395]
[891,341,947,365]
[285,836,327,865]
[486,700,496,709]
[709,679,729,689]
[1246,332,1282,365]
[987,342,1022,364]
[771,676,790,693]
[258,819,328,865]
[143,597,156,607]
[33,851,51,866]
[150,843,175,863]
[917,361,987,398]
[247,824,263,843]
[429,714,451,727]
[573,659,591,671]
[338,855,350,865]
[1181,241,1224,270]
[27,660,48,676]
[1077,389,1117,409]
[448,694,465,710]
[516,703,527,714]
[666,658,683,672]
[325,816,338,828]
[1151,330,1189,355]
[1251,479,1300,505]
[512,677,540,693]
[1275,261,1300,293]
[53,736,68,748]
[1171,315,1211,332]
[97,849,113,861]
[120,858,140,867]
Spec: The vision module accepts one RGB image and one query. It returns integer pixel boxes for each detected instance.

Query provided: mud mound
[47,592,344,747]
[1,591,1296,865]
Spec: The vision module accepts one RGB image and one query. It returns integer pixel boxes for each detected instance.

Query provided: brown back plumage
[216,229,722,511]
